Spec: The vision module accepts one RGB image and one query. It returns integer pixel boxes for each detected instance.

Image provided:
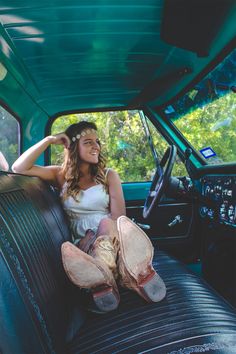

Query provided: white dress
[62,183,110,241]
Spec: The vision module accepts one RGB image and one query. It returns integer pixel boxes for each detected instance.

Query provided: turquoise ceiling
[0,0,235,119]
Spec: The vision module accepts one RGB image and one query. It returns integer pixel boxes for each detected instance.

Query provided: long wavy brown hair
[61,121,107,199]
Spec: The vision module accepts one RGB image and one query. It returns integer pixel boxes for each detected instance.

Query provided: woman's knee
[98,217,117,235]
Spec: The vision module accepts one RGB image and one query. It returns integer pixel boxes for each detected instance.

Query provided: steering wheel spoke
[143,145,177,219]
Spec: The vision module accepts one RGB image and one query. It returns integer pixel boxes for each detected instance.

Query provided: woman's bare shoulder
[106,168,121,183]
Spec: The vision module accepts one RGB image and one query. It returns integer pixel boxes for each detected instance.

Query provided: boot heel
[92,286,120,312]
[139,272,166,303]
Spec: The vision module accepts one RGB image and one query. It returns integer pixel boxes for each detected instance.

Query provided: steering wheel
[143,145,177,219]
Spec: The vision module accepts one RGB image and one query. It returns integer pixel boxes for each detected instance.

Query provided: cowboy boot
[77,229,97,253]
[88,235,120,280]
[61,241,120,312]
[117,216,166,303]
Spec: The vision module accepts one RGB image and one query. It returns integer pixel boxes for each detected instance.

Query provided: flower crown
[71,128,97,142]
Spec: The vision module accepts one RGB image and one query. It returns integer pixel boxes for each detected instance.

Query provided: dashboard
[200,175,236,227]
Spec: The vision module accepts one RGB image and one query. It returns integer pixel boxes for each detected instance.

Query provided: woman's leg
[88,218,119,279]
[77,229,97,253]
[61,219,120,312]
[91,216,166,303]
[77,218,118,253]
[96,217,118,239]
[117,216,166,303]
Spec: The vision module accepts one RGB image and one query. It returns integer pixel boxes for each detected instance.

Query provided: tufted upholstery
[0,173,82,354]
[1,173,236,354]
[70,252,236,353]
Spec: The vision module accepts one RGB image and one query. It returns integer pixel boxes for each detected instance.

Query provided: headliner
[0,0,235,118]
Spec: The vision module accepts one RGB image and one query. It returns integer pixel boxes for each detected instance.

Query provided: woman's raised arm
[12,133,70,185]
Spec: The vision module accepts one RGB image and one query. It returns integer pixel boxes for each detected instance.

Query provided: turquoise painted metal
[0,0,235,124]
[122,182,151,201]
[0,0,235,171]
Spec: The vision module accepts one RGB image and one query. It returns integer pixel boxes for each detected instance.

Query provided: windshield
[163,49,236,165]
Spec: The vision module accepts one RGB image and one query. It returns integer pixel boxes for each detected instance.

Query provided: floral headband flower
[71,128,97,142]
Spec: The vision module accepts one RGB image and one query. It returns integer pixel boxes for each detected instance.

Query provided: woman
[12,121,166,312]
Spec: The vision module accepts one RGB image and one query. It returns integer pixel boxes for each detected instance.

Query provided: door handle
[168,215,183,227]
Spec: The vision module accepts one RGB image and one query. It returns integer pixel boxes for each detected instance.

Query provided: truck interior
[0,1,236,353]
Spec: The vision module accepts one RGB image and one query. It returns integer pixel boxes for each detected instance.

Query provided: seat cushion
[68,251,236,353]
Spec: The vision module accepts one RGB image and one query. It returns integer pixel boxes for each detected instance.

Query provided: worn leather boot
[77,229,97,253]
[61,241,120,312]
[117,216,166,302]
[88,235,119,280]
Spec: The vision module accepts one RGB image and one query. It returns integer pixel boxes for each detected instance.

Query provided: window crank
[131,218,151,230]
[168,215,183,227]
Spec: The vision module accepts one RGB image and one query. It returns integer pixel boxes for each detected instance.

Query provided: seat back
[0,173,83,354]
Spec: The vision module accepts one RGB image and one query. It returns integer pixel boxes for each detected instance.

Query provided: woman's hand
[48,133,71,149]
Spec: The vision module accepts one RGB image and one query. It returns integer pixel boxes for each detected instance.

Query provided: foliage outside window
[51,110,156,182]
[147,119,187,176]
[0,106,19,171]
[166,50,236,165]
[173,92,236,164]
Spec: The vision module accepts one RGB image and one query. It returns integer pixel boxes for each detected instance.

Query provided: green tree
[0,107,19,169]
[51,110,156,182]
[174,92,236,164]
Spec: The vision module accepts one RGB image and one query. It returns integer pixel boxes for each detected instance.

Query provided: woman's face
[77,131,101,164]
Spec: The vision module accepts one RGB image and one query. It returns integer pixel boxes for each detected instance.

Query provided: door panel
[123,182,200,261]
[128,202,194,239]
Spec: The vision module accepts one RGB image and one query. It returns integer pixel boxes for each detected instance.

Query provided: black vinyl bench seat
[1,173,236,354]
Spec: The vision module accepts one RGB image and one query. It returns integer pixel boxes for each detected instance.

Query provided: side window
[147,119,188,177]
[0,106,19,171]
[51,110,156,182]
